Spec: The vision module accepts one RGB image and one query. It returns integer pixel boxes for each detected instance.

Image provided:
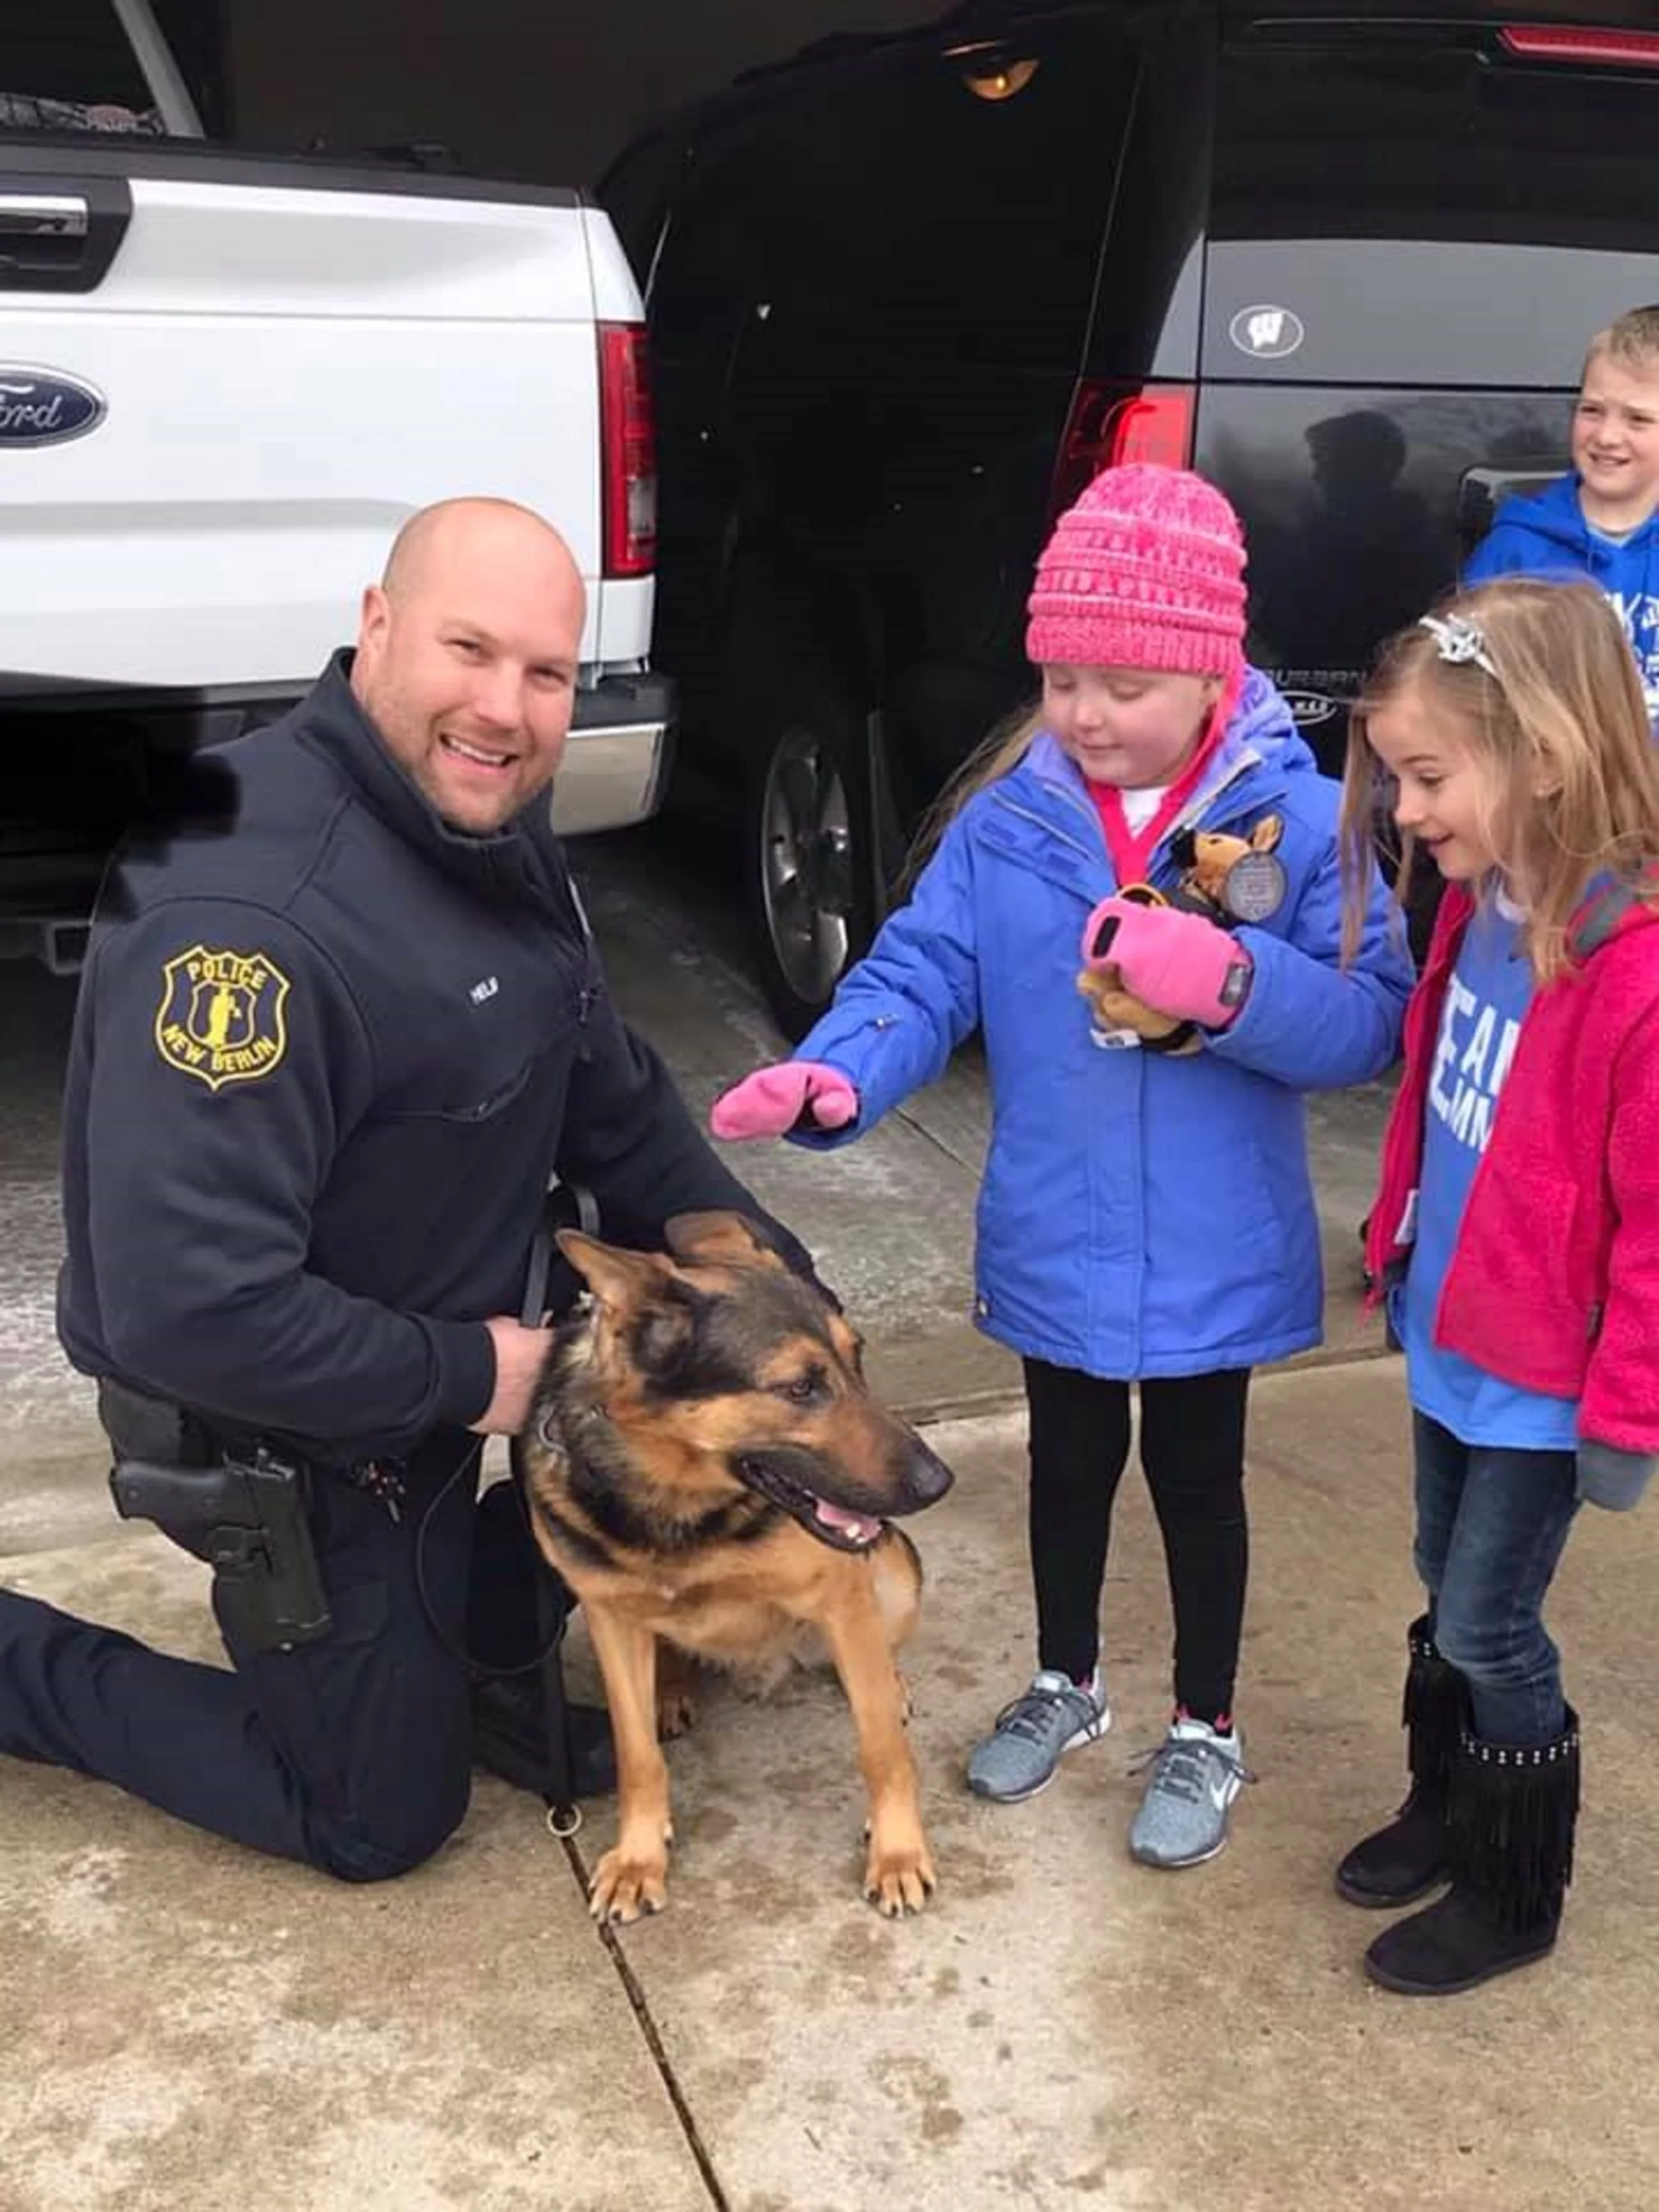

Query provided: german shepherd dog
[518,1210,955,1923]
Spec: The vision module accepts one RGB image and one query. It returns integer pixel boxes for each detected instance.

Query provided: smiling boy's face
[1572,349,1659,535]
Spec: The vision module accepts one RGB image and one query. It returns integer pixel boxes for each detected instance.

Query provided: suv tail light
[1499,26,1659,68]
[1047,382,1195,524]
[598,321,657,577]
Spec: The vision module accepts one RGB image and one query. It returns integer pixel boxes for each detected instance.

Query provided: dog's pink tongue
[814,1499,881,1543]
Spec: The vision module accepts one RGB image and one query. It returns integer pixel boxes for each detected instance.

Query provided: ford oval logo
[0,365,106,448]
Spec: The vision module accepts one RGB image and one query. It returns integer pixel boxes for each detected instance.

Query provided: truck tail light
[598,321,657,577]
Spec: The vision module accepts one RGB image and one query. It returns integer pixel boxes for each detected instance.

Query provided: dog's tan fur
[517,1210,953,1922]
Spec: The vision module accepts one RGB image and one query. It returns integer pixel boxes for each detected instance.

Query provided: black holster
[100,1377,332,1654]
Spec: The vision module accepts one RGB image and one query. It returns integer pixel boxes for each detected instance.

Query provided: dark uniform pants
[0,1429,532,1881]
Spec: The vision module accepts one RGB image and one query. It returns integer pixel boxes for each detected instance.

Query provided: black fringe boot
[1364,1707,1580,1996]
[1335,1615,1468,1908]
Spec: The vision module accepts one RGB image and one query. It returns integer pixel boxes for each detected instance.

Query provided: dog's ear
[662,1211,784,1272]
[556,1229,674,1315]
[558,1231,699,1375]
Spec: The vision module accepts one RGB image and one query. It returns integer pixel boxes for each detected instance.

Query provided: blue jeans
[1413,1411,1579,1748]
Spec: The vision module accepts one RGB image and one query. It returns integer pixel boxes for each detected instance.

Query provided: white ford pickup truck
[0,0,670,971]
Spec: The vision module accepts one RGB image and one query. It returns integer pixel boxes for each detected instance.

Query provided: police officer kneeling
[0,498,820,1882]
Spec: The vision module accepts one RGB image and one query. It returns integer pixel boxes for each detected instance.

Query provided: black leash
[518,1177,601,1839]
[521,1173,600,1336]
[403,1177,602,1837]
[528,1487,581,1839]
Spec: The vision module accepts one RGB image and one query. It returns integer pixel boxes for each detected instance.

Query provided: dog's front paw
[590,1843,669,1923]
[863,1830,936,1918]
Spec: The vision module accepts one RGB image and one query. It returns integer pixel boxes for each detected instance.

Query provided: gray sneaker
[966,1668,1110,1802]
[1129,1717,1252,1868]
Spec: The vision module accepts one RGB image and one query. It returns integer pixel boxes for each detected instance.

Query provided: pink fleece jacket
[1367,881,1659,1451]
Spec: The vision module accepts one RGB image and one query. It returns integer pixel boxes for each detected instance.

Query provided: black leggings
[1023,1358,1251,1726]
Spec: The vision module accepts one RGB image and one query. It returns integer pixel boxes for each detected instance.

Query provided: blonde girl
[1338,577,1659,1995]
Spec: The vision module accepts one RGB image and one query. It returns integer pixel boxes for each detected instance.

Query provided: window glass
[1209,37,1659,385]
[0,1,164,136]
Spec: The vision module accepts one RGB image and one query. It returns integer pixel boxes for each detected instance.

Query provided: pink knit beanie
[1026,463,1248,678]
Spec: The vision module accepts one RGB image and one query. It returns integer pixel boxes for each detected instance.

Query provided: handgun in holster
[105,1411,332,1655]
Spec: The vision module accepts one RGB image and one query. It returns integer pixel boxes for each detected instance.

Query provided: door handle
[0,193,90,239]
[0,175,130,292]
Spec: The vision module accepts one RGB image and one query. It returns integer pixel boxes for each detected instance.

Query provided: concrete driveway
[7,1360,1658,2211]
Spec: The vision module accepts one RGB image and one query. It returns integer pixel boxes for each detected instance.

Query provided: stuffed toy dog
[1077,815,1286,1054]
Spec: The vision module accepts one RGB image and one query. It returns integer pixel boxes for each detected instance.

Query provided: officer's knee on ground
[304,1767,472,1885]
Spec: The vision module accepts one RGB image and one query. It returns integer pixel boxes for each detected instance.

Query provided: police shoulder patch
[154,944,292,1092]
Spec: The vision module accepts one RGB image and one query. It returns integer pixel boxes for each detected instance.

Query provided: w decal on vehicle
[1227,307,1305,362]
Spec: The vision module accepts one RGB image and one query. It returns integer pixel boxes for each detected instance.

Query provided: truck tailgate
[0,152,612,688]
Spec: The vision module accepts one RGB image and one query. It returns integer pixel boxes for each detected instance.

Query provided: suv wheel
[744,681,876,1042]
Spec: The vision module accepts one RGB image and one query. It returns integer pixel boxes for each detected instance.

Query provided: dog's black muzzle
[901,1434,955,1508]
[736,1430,955,1554]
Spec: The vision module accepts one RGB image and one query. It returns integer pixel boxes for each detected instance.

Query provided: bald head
[380,496,583,608]
[352,497,587,835]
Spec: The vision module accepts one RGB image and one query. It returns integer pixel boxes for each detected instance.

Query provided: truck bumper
[550,672,674,837]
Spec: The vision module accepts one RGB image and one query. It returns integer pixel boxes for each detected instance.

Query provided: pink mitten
[1080,896,1253,1028]
[709,1061,859,1141]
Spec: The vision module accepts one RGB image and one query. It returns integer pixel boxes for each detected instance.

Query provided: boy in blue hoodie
[1465,304,1659,720]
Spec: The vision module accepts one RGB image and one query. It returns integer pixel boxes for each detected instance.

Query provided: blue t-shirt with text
[1402,899,1579,1449]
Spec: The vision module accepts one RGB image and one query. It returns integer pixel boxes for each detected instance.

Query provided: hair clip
[1419,612,1499,678]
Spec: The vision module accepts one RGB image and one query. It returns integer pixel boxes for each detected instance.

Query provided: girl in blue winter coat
[711,464,1413,1869]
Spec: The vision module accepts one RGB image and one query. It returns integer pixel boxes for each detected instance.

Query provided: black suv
[602,1,1659,1036]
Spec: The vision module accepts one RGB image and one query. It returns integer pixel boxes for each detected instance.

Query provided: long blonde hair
[1339,577,1659,979]
[898,696,1045,893]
